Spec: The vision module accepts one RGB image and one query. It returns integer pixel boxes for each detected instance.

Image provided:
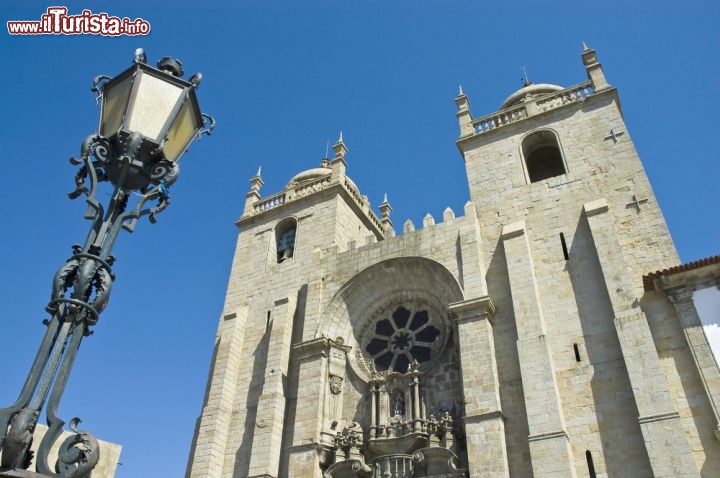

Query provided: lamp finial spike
[134,48,147,64]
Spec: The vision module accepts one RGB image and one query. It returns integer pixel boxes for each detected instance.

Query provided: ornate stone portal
[325,365,465,478]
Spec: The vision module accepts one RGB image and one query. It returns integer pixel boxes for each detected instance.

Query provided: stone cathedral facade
[186,46,720,477]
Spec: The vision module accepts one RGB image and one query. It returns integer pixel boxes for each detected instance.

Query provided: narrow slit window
[266,311,271,331]
[574,343,581,362]
[560,232,569,260]
[586,451,596,478]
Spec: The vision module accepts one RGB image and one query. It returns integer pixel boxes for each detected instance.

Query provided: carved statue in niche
[392,390,405,418]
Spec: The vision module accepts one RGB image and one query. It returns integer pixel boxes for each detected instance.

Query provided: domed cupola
[499,82,565,110]
[285,161,332,189]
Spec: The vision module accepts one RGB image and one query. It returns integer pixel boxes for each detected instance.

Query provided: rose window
[364,305,441,373]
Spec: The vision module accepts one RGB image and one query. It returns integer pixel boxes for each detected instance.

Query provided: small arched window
[275,217,297,263]
[522,130,566,183]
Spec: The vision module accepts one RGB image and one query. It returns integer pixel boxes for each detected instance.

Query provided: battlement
[342,201,475,255]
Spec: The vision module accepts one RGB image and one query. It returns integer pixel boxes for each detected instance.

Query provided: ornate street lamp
[0,49,214,477]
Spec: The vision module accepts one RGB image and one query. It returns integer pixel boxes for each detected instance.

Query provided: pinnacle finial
[249,165,264,193]
[379,193,395,236]
[380,193,392,209]
[379,193,393,220]
[581,41,608,90]
[332,130,348,160]
[458,84,464,96]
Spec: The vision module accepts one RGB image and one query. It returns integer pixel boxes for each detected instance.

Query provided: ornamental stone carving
[329,374,344,395]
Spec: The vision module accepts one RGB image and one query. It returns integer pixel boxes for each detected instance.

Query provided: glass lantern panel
[100,73,133,137]
[125,72,184,141]
[162,96,201,162]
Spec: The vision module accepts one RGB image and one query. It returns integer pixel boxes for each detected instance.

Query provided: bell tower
[453,45,703,477]
[186,133,386,478]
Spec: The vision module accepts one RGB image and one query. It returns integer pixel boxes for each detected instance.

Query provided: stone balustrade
[246,173,385,236]
[470,80,595,137]
[292,175,331,198]
[341,179,384,232]
[370,454,414,478]
[472,104,528,135]
[535,81,594,112]
[253,192,286,213]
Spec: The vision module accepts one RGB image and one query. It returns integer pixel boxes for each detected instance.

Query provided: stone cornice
[293,337,329,360]
[463,410,505,424]
[527,429,570,443]
[583,198,609,217]
[449,296,496,324]
[500,221,525,240]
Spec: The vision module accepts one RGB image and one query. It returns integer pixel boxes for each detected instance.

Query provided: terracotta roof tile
[643,255,720,291]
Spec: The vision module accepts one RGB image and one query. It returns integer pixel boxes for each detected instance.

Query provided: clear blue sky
[1,1,718,476]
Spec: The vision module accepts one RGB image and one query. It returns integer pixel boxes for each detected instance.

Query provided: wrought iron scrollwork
[90,75,111,95]
[1,48,211,476]
[0,132,180,476]
[1,409,39,470]
[198,113,216,139]
[53,418,100,478]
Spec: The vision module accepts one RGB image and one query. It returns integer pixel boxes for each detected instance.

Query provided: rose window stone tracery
[363,305,442,373]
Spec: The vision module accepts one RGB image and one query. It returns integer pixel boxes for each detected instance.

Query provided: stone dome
[500,83,564,110]
[285,167,332,188]
[284,163,362,195]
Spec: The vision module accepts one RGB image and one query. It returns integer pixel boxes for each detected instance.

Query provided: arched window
[275,217,297,263]
[522,130,566,183]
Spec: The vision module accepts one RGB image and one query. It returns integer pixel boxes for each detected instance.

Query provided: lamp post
[0,49,213,478]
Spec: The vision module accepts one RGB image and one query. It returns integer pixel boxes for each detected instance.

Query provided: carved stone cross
[627,194,649,212]
[604,128,625,143]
